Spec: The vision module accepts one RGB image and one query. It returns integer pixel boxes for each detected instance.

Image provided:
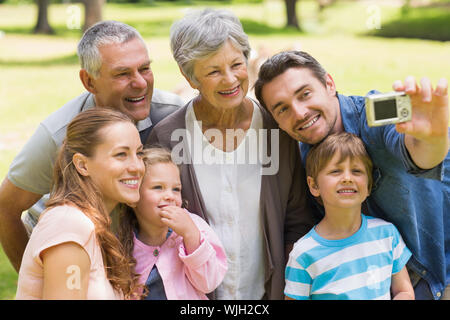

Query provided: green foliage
[2,0,33,3]
[369,7,450,41]
[107,0,156,4]
[106,0,264,3]
[240,18,304,35]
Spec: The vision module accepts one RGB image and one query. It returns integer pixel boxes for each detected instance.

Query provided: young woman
[16,108,145,299]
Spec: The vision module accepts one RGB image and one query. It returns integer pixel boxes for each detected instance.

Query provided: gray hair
[170,8,251,84]
[77,20,145,78]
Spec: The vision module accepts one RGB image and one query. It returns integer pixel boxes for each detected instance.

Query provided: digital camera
[365,91,412,127]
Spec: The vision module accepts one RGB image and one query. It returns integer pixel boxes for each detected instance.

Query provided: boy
[284,132,414,300]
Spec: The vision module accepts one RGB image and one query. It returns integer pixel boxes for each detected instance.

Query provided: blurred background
[0,0,449,299]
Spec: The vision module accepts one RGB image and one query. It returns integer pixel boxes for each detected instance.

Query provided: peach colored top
[16,205,121,300]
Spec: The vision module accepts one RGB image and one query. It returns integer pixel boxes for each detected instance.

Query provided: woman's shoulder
[38,205,95,234]
[27,205,97,264]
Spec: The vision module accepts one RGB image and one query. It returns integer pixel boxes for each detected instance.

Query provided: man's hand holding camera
[393,76,449,170]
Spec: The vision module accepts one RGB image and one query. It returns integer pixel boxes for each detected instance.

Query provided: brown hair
[117,147,178,298]
[305,132,373,192]
[46,107,141,299]
[254,50,328,110]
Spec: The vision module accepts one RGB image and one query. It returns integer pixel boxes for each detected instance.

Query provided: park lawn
[0,247,16,300]
[0,0,449,300]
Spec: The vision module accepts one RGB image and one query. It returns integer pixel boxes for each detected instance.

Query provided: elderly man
[254,51,449,300]
[0,21,184,272]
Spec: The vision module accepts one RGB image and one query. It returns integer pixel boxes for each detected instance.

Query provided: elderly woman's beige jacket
[146,100,318,300]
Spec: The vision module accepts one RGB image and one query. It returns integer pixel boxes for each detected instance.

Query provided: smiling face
[84,38,154,122]
[82,121,145,212]
[261,67,343,145]
[134,162,183,228]
[308,153,370,212]
[187,39,249,111]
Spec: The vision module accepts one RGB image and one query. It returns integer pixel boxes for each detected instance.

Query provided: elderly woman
[147,8,317,300]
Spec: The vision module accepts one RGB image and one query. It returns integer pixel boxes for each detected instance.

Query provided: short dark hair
[254,51,328,110]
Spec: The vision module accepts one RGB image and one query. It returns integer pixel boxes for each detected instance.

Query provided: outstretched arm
[393,76,449,170]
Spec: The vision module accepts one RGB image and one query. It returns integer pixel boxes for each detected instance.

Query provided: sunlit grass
[0,246,16,300]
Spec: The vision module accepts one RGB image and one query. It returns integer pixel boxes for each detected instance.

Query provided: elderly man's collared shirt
[300,92,450,300]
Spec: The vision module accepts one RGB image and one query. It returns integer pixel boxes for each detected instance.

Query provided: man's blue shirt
[300,92,450,299]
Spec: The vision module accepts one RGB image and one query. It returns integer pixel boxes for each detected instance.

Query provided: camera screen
[374,99,397,120]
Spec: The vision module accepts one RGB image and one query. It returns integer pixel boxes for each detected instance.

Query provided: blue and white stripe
[285,214,412,300]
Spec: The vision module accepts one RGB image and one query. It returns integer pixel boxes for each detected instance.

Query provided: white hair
[170,8,251,84]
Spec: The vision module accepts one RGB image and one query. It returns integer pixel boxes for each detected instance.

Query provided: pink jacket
[133,212,227,300]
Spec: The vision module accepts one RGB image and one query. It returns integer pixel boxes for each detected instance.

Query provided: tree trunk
[33,0,54,34]
[284,0,300,29]
[82,0,104,32]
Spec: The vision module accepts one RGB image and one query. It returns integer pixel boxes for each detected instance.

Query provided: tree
[82,0,105,31]
[284,0,300,29]
[33,0,104,35]
[284,0,338,29]
[33,0,54,34]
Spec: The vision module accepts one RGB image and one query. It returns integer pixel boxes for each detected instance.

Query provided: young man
[0,21,184,272]
[254,51,449,300]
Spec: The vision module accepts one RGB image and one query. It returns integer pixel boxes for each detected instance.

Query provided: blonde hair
[46,108,141,299]
[305,132,373,192]
[142,147,175,167]
[117,147,178,298]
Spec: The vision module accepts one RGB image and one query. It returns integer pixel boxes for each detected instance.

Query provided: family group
[0,8,448,300]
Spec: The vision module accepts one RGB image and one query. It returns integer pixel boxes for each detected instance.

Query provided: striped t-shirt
[285,214,412,300]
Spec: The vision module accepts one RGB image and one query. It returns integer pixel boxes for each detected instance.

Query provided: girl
[119,147,227,300]
[16,108,145,299]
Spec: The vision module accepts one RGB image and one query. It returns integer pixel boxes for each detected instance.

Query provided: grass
[369,6,450,41]
[0,249,17,300]
[0,0,449,299]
